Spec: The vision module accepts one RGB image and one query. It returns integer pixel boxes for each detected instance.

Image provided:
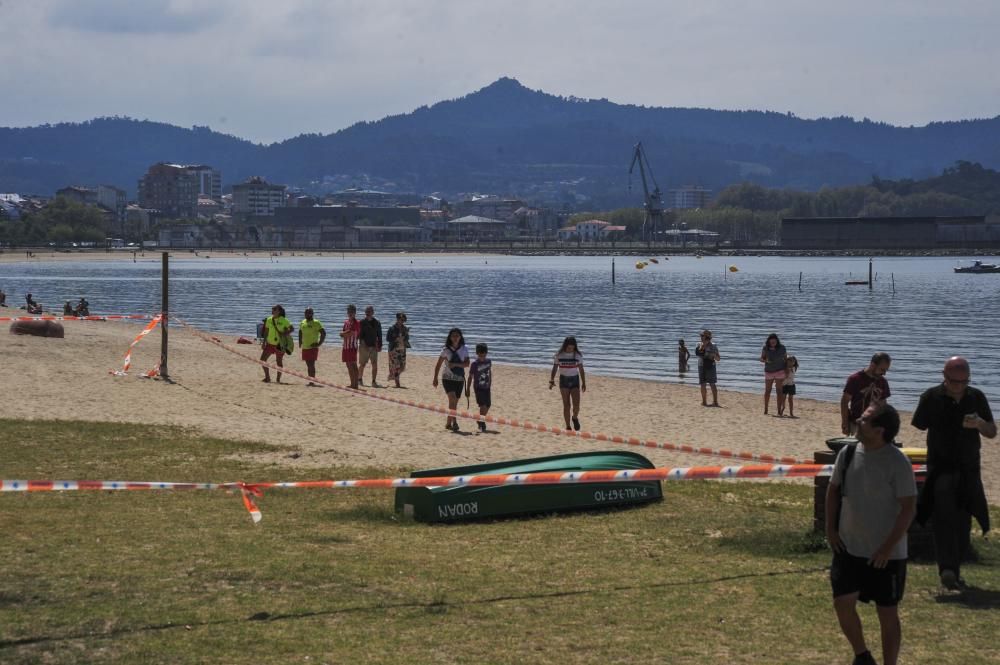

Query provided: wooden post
[160,251,169,379]
[611,257,616,284]
[868,258,873,290]
[798,271,803,291]
[892,273,896,294]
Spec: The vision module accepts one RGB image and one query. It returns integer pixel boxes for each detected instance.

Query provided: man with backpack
[825,403,916,665]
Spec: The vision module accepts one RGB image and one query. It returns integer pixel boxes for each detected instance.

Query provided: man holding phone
[912,356,997,590]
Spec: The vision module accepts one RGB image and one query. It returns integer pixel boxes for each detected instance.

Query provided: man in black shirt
[911,356,997,590]
[358,305,383,388]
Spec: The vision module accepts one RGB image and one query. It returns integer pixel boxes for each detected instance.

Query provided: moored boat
[954,260,1000,274]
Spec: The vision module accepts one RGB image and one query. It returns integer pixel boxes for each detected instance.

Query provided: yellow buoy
[729,265,739,272]
[635,261,645,269]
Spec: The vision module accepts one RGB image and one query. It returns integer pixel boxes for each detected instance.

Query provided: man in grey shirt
[825,403,917,665]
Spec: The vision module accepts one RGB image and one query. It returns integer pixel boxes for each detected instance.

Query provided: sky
[1,0,999,144]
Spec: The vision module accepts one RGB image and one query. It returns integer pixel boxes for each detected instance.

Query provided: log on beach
[9,320,65,338]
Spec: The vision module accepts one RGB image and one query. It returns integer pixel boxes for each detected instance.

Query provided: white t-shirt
[439,345,469,382]
[553,352,583,377]
[784,366,797,386]
[834,443,917,560]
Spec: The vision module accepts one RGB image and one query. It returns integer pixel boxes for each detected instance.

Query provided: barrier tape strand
[7,462,918,524]
[175,318,818,466]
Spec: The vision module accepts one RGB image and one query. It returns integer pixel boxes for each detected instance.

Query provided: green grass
[1,418,998,664]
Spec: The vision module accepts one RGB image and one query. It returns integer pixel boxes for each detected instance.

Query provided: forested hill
[3,77,1000,206]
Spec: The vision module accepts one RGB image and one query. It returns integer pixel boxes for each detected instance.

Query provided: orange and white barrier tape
[176,318,816,466]
[110,314,162,377]
[1,463,869,524]
[1,314,153,322]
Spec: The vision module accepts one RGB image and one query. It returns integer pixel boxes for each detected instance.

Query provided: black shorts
[782,384,796,396]
[830,551,907,607]
[559,375,580,390]
[475,389,491,408]
[442,379,464,397]
[698,364,717,385]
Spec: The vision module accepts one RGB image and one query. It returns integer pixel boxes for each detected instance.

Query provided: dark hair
[272,304,286,317]
[766,333,781,347]
[678,339,685,345]
[558,336,581,355]
[475,342,488,354]
[870,352,891,366]
[347,304,357,314]
[445,327,464,349]
[396,311,407,322]
[870,403,900,444]
[786,355,799,370]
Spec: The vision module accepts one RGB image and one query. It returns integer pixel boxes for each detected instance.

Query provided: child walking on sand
[433,328,470,432]
[780,355,799,417]
[466,343,492,433]
[549,336,586,431]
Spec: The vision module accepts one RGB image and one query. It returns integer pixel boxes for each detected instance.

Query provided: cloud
[48,0,225,35]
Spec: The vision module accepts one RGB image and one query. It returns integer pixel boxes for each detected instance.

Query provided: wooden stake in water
[798,271,803,291]
[868,258,873,290]
[892,273,896,294]
[612,257,616,284]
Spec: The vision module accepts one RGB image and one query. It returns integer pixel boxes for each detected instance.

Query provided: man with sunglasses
[912,356,997,590]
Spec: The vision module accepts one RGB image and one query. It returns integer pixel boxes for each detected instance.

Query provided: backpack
[834,443,857,530]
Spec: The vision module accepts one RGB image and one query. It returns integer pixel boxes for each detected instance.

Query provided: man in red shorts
[298,308,326,387]
[260,304,293,383]
[340,304,361,389]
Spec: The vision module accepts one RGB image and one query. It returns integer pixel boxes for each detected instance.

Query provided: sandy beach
[2,305,998,499]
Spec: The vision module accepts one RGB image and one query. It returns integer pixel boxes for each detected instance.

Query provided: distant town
[1,160,999,252]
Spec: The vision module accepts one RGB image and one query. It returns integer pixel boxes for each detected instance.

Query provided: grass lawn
[1,418,998,664]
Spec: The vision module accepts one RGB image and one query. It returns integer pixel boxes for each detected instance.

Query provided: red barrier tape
[8,462,912,523]
[175,318,820,466]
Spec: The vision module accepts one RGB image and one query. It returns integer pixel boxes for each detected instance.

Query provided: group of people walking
[259,304,410,389]
[255,305,589,435]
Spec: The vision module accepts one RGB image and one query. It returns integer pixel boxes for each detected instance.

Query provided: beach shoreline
[3,304,997,499]
[2,246,998,265]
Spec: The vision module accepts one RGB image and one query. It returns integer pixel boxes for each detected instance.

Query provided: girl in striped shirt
[549,336,587,431]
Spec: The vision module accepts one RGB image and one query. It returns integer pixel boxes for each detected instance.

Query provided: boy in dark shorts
[466,343,492,433]
[825,403,916,665]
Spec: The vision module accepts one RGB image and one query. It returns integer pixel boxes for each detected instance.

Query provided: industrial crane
[628,142,665,242]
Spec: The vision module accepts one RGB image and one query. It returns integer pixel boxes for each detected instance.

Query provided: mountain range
[3,77,1000,208]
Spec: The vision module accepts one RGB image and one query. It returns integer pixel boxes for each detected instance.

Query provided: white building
[557,219,628,241]
[232,177,287,216]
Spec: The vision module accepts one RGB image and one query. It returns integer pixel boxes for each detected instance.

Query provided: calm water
[3,253,999,410]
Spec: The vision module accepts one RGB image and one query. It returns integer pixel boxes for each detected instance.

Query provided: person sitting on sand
[74,297,90,317]
[25,293,42,315]
[63,301,75,316]
[0,289,6,307]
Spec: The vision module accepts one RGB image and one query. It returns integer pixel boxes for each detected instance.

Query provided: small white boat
[954,260,1000,274]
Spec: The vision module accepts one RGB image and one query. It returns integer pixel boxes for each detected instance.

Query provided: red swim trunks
[342,348,358,363]
[302,347,319,362]
[263,343,284,357]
